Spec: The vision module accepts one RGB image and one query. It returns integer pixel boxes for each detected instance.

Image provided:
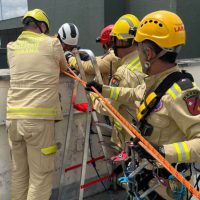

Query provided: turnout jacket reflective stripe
[7,31,67,120]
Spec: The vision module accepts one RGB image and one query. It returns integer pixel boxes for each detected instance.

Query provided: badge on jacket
[183,90,200,115]
[154,100,163,112]
[111,78,120,87]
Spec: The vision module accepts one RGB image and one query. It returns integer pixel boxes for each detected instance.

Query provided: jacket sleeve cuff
[102,85,111,98]
[163,144,178,163]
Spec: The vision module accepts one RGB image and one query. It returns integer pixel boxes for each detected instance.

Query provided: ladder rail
[76,49,111,161]
[73,49,111,200]
[58,48,111,200]
[73,49,94,200]
[78,49,103,84]
[57,79,78,200]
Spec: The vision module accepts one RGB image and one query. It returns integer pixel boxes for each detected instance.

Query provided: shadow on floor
[84,189,127,200]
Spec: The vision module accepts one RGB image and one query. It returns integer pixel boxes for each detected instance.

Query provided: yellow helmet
[23,9,50,31]
[135,10,185,50]
[111,14,140,40]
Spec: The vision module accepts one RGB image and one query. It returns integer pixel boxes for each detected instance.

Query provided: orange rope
[62,68,200,199]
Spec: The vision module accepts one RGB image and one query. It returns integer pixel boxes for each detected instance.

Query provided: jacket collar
[120,50,138,65]
[145,65,180,95]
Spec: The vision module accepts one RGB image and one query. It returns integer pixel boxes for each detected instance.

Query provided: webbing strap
[155,71,193,95]
[138,71,194,122]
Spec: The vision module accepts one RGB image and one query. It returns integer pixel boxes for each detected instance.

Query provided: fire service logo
[183,90,200,115]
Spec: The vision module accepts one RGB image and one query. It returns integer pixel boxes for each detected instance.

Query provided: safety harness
[137,70,194,136]
[133,70,194,199]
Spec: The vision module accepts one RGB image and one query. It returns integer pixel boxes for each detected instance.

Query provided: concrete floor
[85,189,127,200]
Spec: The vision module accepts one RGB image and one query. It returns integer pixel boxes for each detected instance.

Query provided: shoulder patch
[183,90,200,115]
[111,78,120,87]
[177,78,193,91]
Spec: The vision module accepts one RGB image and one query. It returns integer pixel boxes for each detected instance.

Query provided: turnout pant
[7,119,56,200]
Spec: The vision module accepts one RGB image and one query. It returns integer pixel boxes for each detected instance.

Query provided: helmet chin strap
[113,45,132,57]
[143,50,167,74]
[112,37,133,56]
[35,21,45,33]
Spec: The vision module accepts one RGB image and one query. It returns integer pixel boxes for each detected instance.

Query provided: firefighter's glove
[132,138,165,160]
[69,57,77,68]
[85,81,103,93]
[69,66,79,75]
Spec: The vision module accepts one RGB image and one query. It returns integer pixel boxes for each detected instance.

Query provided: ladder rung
[80,175,110,189]
[64,155,105,172]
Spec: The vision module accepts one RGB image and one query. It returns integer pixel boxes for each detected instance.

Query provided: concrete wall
[0,72,11,200]
[27,0,200,59]
[0,17,22,30]
[124,0,176,19]
[104,0,125,26]
[0,0,199,60]
[0,49,7,68]
[28,0,105,55]
[177,0,200,59]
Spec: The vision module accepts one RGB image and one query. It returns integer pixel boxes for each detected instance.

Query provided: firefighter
[96,24,115,52]
[57,22,79,52]
[65,24,120,84]
[57,22,90,68]
[93,14,145,150]
[6,9,67,200]
[86,10,200,199]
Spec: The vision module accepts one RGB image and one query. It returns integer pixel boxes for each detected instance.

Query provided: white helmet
[58,23,79,46]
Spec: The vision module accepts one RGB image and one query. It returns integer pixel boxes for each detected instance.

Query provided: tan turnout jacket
[94,51,145,149]
[7,31,67,120]
[102,66,200,163]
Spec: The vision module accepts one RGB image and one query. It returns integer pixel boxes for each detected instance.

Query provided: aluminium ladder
[58,49,111,200]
